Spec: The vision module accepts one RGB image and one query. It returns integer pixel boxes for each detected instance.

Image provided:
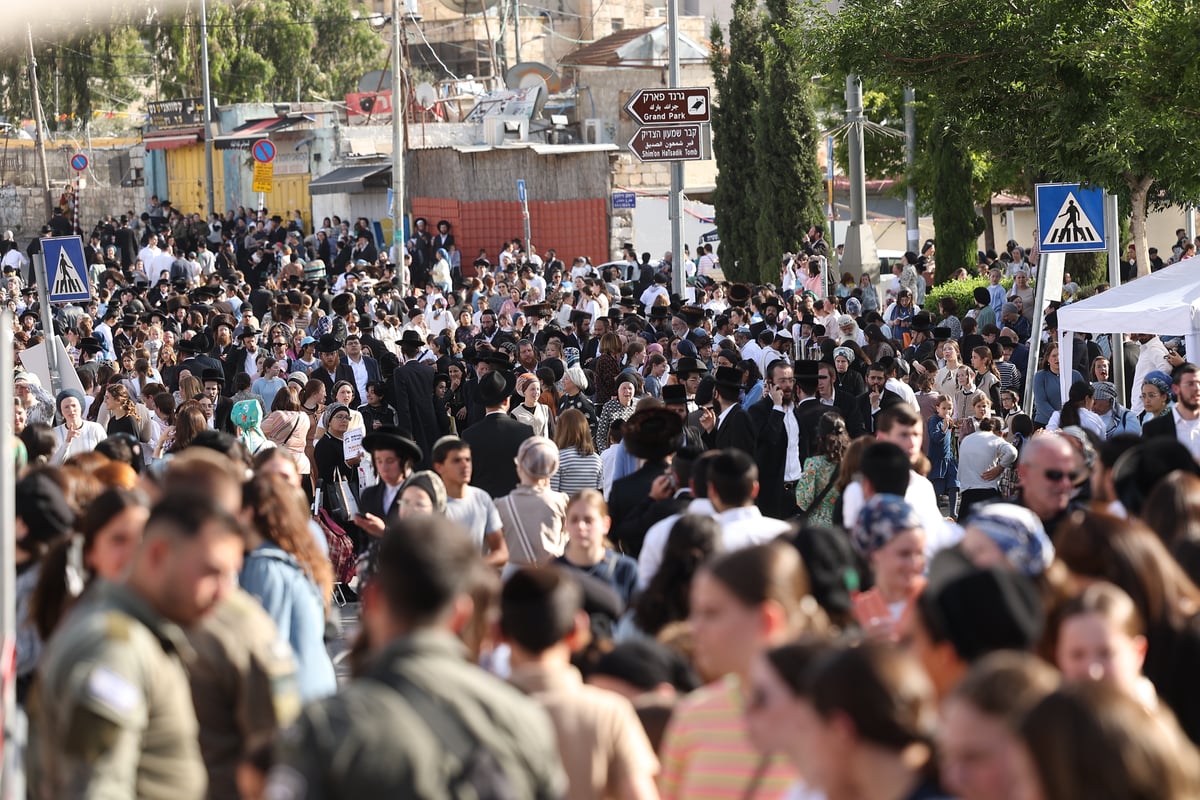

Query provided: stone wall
[0,142,145,247]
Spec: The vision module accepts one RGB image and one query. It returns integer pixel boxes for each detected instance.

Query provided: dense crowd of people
[6,202,1200,799]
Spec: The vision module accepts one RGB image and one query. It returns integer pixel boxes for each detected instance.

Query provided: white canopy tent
[1055,255,1200,402]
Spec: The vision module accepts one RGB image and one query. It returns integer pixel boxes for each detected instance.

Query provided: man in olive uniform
[266,515,566,799]
[31,493,246,800]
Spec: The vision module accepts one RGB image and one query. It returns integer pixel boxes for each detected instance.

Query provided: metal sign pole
[0,310,15,798]
[32,252,61,397]
[1022,251,1051,416]
[1105,192,1125,402]
[667,0,684,299]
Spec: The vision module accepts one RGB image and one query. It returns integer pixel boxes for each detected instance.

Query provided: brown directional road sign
[624,88,710,125]
[628,124,703,163]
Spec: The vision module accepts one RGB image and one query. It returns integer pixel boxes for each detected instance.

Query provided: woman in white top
[510,372,554,438]
[1046,380,1107,439]
[53,390,108,465]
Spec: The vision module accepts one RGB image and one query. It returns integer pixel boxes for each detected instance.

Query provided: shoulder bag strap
[502,495,539,564]
[801,465,839,514]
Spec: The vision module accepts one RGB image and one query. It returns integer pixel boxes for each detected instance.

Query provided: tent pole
[1105,192,1126,403]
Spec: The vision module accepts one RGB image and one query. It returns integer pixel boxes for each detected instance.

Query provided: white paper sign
[343,428,364,461]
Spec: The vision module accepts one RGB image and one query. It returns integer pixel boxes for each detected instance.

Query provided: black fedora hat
[78,336,105,354]
[316,333,342,354]
[649,306,671,321]
[238,326,260,339]
[200,368,225,385]
[362,426,423,465]
[661,384,688,406]
[622,408,684,460]
[399,329,425,347]
[728,283,752,306]
[712,365,742,389]
[673,357,709,376]
[911,310,935,333]
[477,370,515,406]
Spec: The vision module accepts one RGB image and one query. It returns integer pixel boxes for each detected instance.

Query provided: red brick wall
[411,197,610,265]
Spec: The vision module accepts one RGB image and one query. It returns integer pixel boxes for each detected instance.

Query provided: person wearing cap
[431,436,509,568]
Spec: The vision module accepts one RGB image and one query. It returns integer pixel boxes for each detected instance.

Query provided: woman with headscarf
[232,398,275,456]
[53,389,107,464]
[313,401,362,522]
[396,470,448,518]
[1138,370,1173,426]
[831,345,866,396]
[510,372,555,438]
[493,436,568,576]
[850,494,928,639]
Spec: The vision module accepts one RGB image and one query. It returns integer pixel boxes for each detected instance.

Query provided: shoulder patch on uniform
[86,665,139,716]
[263,765,307,800]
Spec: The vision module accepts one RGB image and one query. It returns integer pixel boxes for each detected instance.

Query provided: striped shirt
[658,675,797,800]
[552,446,604,497]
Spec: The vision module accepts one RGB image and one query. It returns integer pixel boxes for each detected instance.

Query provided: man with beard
[1143,362,1200,459]
[749,295,783,339]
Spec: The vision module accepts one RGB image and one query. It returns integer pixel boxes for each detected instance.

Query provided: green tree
[309,0,386,100]
[708,0,764,282]
[927,115,980,282]
[0,12,147,131]
[816,0,1200,279]
[752,0,825,282]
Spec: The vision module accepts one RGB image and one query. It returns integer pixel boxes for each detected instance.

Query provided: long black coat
[460,413,533,499]
[392,360,441,469]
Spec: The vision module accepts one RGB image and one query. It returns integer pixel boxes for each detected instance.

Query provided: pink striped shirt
[658,675,797,800]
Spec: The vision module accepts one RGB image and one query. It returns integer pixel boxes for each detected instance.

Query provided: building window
[611,17,624,32]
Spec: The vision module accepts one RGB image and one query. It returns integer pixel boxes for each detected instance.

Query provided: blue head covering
[963,504,1054,577]
[1143,370,1173,399]
[853,494,923,557]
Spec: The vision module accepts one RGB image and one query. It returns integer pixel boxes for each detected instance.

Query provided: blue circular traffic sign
[70,153,88,171]
[252,139,276,163]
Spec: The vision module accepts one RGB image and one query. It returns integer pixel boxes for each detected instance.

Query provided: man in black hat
[392,330,440,469]
[606,406,678,536]
[903,311,937,363]
[223,326,262,389]
[75,337,106,382]
[353,428,424,546]
[459,371,533,500]
[311,334,357,402]
[200,368,235,433]
[673,357,708,414]
[749,296,784,339]
[699,366,756,454]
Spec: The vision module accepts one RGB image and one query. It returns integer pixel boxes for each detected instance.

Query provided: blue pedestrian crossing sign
[43,235,91,303]
[1036,183,1107,253]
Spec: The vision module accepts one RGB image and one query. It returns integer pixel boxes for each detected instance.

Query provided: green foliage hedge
[923,275,1013,314]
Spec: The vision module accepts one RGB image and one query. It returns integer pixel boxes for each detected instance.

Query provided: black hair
[372,515,480,626]
[499,567,582,653]
[708,449,758,507]
[861,442,911,495]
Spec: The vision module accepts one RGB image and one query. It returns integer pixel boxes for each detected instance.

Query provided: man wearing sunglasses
[1012,433,1086,539]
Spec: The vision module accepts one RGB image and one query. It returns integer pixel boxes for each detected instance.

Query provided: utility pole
[667,0,684,299]
[840,75,878,281]
[513,0,521,64]
[903,87,919,255]
[200,0,216,218]
[26,25,53,222]
[391,0,408,295]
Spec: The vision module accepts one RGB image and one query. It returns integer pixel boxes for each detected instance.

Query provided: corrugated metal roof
[560,24,708,68]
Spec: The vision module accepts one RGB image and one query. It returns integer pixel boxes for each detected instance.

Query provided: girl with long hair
[240,474,336,701]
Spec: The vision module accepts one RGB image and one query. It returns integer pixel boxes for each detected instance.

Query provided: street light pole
[200,0,216,218]
[667,0,684,299]
[391,0,408,295]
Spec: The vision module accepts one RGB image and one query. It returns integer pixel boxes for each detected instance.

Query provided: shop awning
[143,127,203,151]
[308,164,391,196]
[213,115,311,150]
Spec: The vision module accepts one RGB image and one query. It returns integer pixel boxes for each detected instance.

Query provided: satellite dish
[415,83,439,110]
[505,61,562,94]
[436,0,498,14]
[358,70,392,93]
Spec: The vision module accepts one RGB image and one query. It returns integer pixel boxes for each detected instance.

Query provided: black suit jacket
[703,403,757,454]
[747,399,806,520]
[460,413,533,499]
[312,363,360,406]
[1142,412,1177,442]
[825,389,866,438]
[359,481,404,530]
[214,397,235,434]
[392,360,440,468]
[795,398,831,461]
[609,489,692,559]
[607,459,670,534]
[854,388,904,434]
[223,346,259,389]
